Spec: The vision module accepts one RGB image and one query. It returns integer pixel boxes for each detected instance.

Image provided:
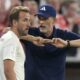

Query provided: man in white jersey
[0,6,30,80]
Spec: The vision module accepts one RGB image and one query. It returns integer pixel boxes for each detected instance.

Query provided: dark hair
[8,6,30,26]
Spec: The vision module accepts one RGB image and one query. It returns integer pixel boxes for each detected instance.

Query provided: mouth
[25,26,29,30]
[39,26,46,29]
[25,28,29,31]
[24,29,29,35]
[24,28,29,32]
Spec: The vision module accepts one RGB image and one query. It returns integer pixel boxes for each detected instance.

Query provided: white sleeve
[2,39,17,61]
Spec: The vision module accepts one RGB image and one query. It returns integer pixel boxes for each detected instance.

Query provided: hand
[32,37,45,46]
[50,38,67,48]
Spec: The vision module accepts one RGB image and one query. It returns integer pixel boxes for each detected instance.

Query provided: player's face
[17,11,30,36]
[38,16,54,34]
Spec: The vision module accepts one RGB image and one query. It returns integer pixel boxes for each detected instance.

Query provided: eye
[23,18,28,22]
[23,18,30,23]
[38,16,47,20]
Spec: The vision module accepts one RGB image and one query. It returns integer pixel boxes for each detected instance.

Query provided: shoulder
[55,27,80,39]
[1,31,18,46]
[55,27,72,34]
[54,27,66,35]
[54,27,75,39]
[1,31,14,41]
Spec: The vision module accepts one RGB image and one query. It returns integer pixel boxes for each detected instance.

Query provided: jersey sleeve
[2,39,17,62]
[63,30,80,40]
[57,29,80,40]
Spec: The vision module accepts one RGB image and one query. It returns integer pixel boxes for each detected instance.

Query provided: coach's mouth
[39,26,46,29]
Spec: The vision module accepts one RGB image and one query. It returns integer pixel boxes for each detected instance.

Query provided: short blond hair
[9,6,30,26]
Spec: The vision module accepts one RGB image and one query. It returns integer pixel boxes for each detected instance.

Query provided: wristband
[67,40,70,47]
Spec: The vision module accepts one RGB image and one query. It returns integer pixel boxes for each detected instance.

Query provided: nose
[39,20,44,25]
[28,21,30,27]
[24,22,30,30]
[26,20,30,27]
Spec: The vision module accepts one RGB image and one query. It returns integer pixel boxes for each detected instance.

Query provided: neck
[11,27,20,38]
[44,27,53,37]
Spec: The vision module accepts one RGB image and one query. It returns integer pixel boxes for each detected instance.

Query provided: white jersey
[0,31,25,80]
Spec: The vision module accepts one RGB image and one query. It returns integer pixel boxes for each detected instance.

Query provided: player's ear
[13,20,18,26]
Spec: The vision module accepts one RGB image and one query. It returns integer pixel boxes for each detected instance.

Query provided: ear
[13,20,18,26]
[49,17,55,24]
[52,18,56,24]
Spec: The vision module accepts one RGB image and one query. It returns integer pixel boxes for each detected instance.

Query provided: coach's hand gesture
[50,38,67,48]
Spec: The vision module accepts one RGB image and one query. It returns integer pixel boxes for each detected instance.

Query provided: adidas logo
[40,7,46,11]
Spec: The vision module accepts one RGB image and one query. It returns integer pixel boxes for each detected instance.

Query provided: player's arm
[2,39,17,80]
[4,60,16,80]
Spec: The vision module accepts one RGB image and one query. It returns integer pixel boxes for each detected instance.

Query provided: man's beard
[39,26,48,33]
[18,29,28,36]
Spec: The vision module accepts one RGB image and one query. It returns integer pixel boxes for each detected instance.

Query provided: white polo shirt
[0,38,6,80]
[0,31,25,80]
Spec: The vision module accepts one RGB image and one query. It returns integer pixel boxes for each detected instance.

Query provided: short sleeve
[2,39,17,61]
[0,40,3,52]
